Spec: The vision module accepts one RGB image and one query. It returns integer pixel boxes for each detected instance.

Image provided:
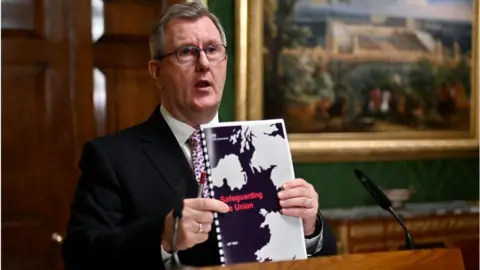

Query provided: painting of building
[263,0,474,133]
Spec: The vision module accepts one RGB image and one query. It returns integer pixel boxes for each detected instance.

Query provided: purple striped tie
[187,129,209,198]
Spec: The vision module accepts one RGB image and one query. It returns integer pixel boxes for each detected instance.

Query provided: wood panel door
[2,0,76,269]
[87,0,185,136]
[2,0,184,269]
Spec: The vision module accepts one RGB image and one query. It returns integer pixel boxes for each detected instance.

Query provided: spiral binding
[199,127,225,265]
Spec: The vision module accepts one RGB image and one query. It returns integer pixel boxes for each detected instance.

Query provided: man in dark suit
[61,2,337,270]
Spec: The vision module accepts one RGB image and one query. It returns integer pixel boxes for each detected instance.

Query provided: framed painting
[234,0,479,162]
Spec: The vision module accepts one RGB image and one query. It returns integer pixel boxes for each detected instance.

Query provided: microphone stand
[387,206,415,250]
[171,212,182,268]
[353,169,415,250]
[170,182,185,269]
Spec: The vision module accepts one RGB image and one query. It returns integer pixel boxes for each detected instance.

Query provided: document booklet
[199,119,307,265]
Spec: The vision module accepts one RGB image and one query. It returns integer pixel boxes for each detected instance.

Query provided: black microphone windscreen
[353,169,415,250]
[353,169,392,210]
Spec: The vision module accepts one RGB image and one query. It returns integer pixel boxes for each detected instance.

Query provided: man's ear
[148,60,164,95]
[148,60,161,80]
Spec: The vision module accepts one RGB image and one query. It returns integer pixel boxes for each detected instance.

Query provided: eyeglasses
[155,44,227,66]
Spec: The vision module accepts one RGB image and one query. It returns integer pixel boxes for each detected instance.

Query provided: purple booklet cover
[200,119,307,265]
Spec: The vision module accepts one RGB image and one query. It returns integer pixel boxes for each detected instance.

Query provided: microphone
[353,169,415,250]
[171,181,185,269]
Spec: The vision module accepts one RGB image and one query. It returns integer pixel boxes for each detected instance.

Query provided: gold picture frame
[235,0,479,162]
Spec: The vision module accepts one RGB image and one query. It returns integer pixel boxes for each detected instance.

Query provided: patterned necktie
[187,129,209,198]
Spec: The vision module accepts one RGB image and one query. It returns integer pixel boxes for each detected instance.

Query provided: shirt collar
[160,105,219,146]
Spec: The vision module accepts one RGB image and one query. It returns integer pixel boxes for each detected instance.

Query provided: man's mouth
[195,80,211,88]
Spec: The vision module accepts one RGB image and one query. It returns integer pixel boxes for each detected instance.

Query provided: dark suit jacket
[62,106,337,270]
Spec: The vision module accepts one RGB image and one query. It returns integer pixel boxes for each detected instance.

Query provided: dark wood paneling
[2,1,77,270]
[104,69,160,132]
[1,0,44,36]
[94,39,150,68]
[2,66,51,218]
[1,10,72,270]
[104,1,159,36]
[2,222,59,270]
[2,40,49,64]
[1,1,175,269]
[93,0,163,135]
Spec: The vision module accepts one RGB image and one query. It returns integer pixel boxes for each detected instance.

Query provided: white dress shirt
[159,105,323,266]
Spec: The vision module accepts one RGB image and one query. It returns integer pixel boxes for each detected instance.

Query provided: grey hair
[149,1,227,59]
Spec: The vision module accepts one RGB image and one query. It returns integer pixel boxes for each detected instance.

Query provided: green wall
[209,0,479,209]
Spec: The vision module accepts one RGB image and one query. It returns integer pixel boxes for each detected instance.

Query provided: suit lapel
[140,106,199,198]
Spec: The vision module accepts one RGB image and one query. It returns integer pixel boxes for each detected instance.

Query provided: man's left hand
[278,178,318,236]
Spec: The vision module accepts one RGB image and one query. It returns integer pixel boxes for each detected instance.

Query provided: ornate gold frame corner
[235,0,264,121]
[235,0,479,162]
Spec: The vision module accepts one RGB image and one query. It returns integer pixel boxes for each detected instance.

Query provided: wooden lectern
[190,248,465,270]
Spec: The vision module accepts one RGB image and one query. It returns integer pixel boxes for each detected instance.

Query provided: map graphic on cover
[199,119,307,265]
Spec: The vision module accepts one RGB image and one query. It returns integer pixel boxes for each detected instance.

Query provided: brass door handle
[51,232,64,244]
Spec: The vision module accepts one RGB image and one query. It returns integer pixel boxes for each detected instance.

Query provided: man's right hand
[161,198,229,252]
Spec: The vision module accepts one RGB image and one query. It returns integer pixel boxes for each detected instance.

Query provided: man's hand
[161,198,229,252]
[278,178,319,236]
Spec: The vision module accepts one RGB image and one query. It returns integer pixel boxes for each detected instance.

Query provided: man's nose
[195,51,210,72]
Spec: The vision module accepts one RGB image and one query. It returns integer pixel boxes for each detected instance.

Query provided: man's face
[152,16,227,119]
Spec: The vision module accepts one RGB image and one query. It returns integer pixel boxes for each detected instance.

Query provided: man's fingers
[282,178,310,189]
[186,198,229,213]
[280,197,314,208]
[278,187,310,200]
[178,221,210,250]
[193,210,214,224]
[199,223,212,234]
[192,231,209,244]
[184,221,212,234]
[183,206,214,224]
